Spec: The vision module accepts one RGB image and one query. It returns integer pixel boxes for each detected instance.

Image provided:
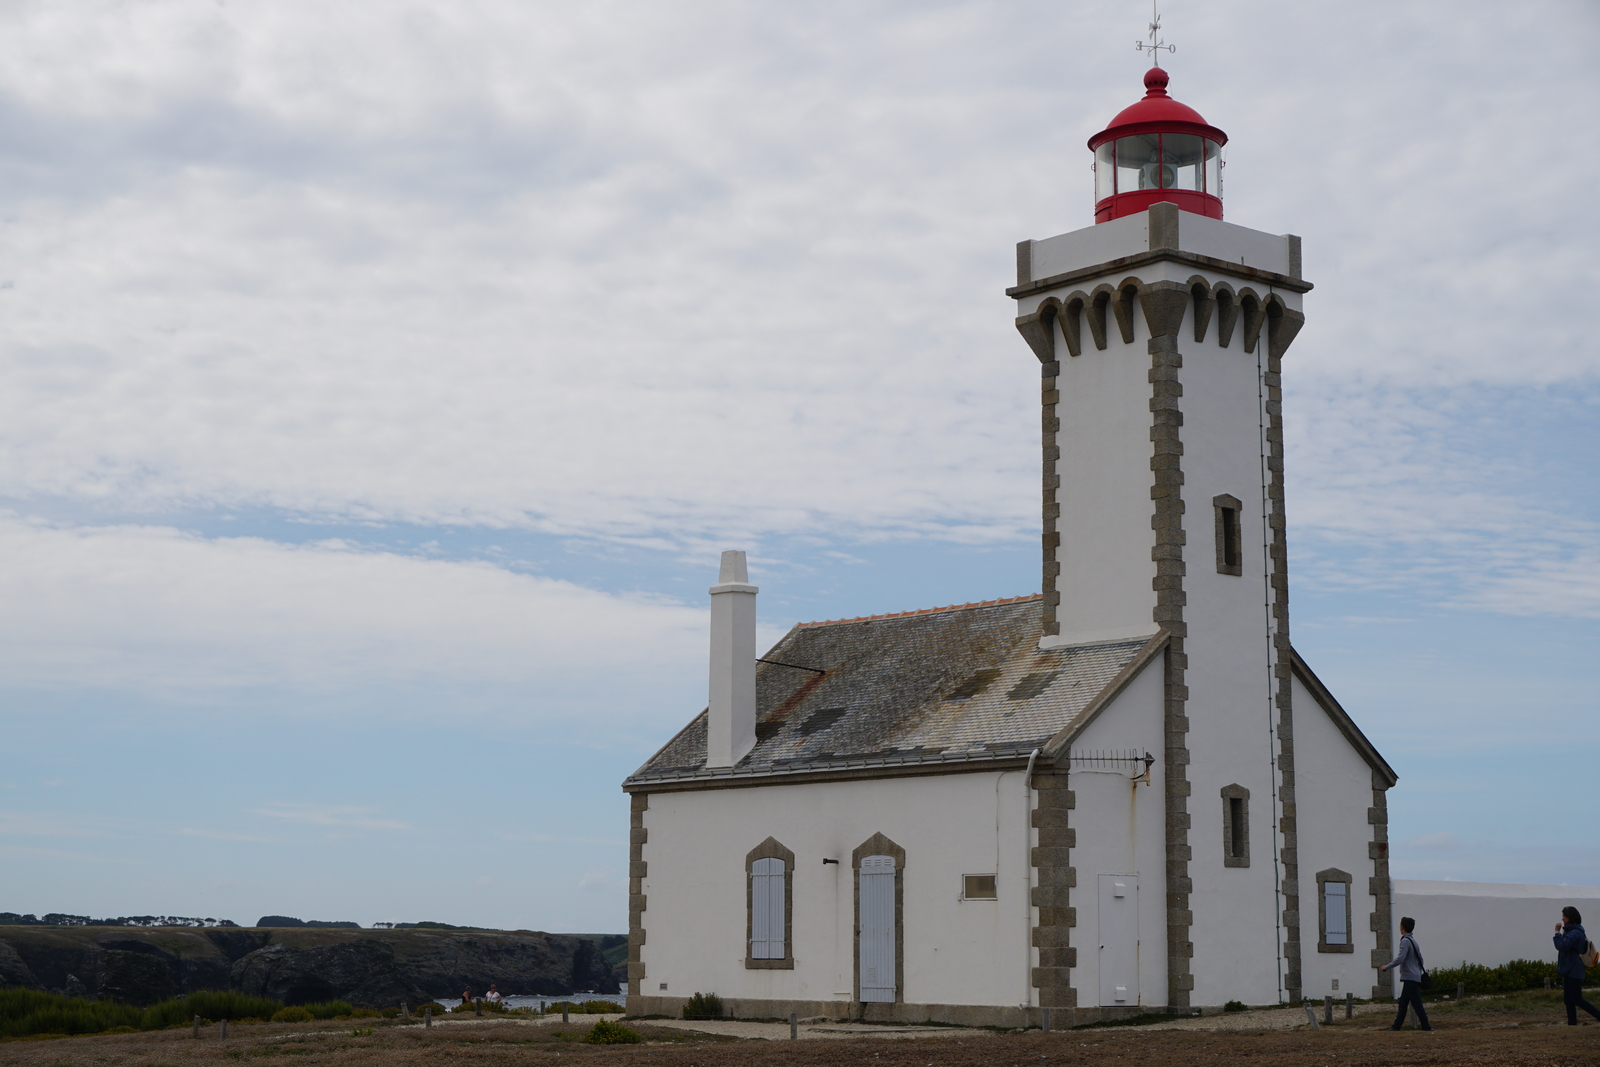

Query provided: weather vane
[1134,1,1175,66]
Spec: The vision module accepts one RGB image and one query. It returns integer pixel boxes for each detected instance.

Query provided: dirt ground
[4,992,1600,1067]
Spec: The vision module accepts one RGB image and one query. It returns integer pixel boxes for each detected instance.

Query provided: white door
[859,856,896,1003]
[1097,875,1138,1007]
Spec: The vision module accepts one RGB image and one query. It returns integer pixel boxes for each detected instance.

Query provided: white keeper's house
[622,65,1395,1026]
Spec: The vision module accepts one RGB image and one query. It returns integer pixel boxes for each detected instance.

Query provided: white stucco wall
[1050,299,1158,643]
[639,769,1033,1009]
[1065,657,1169,1008]
[1169,274,1286,1009]
[1293,673,1382,999]
[1390,881,1600,981]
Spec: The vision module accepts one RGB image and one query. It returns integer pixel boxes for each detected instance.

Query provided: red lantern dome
[1088,68,1227,224]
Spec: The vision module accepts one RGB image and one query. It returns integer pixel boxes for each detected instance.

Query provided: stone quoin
[623,64,1393,1026]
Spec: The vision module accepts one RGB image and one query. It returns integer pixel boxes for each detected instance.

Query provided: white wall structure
[623,69,1395,1025]
[1389,882,1600,985]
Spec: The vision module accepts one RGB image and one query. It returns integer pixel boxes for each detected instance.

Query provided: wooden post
[1345,992,1353,1019]
[425,1007,432,1028]
[402,1002,409,1019]
[220,1019,228,1040]
[789,1012,797,1039]
[1302,1004,1320,1031]
[1457,982,1465,1001]
[193,1015,200,1038]
[475,999,483,1016]
[562,1004,569,1023]
[1323,995,1332,1025]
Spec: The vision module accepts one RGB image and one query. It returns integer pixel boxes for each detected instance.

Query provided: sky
[1,0,1597,935]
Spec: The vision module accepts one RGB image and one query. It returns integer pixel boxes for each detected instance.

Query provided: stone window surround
[852,832,906,1004]
[1317,868,1355,954]
[1213,494,1244,577]
[1220,783,1250,868]
[745,837,796,969]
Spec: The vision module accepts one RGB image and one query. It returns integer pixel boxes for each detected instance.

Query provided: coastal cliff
[0,926,619,1007]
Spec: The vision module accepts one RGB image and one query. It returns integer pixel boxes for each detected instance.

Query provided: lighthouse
[1009,66,1366,1011]
[624,61,1391,1027]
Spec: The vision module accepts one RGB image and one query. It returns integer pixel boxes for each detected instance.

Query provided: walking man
[1553,906,1600,1025]
[1380,915,1432,1031]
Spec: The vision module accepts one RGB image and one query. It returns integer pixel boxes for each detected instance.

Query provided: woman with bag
[1553,906,1600,1025]
[1380,916,1433,1031]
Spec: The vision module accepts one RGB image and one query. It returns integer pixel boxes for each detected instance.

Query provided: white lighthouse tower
[624,59,1393,1027]
[1011,65,1319,1008]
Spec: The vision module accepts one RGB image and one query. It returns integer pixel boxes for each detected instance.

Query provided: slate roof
[625,595,1157,788]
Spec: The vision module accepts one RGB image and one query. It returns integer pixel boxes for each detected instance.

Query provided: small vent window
[963,874,997,899]
[1006,671,1061,701]
[947,669,1001,701]
[1228,797,1246,859]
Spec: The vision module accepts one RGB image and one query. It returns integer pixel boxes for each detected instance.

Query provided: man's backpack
[1583,940,1599,969]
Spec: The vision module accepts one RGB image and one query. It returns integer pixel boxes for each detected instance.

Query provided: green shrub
[301,1000,354,1020]
[415,1002,449,1016]
[271,1006,314,1023]
[1426,959,1567,997]
[0,990,142,1038]
[1223,1000,1247,1013]
[585,1019,642,1044]
[141,991,280,1029]
[544,1000,616,1015]
[681,992,723,1020]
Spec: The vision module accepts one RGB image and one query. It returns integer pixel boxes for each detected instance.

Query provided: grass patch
[584,1019,641,1044]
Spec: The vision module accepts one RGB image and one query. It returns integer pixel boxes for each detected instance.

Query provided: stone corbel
[1111,279,1141,344]
[1238,287,1265,354]
[1187,276,1214,343]
[1059,292,1087,357]
[1213,283,1239,348]
[1015,300,1060,363]
[1265,296,1306,359]
[1086,285,1115,351]
[1138,280,1189,339]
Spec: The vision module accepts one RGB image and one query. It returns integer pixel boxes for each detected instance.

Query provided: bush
[301,1000,355,1020]
[142,991,280,1028]
[681,992,723,1020]
[0,990,143,1038]
[544,1000,618,1015]
[415,1002,449,1017]
[1223,1000,1247,1013]
[1426,959,1571,997]
[585,1019,642,1044]
[271,1006,314,1023]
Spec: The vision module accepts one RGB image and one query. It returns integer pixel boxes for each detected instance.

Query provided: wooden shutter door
[751,857,784,959]
[858,855,896,1002]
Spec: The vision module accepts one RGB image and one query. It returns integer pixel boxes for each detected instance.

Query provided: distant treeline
[0,914,239,928]
[0,913,504,930]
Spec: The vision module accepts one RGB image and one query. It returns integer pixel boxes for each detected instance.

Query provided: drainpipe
[1022,747,1041,1013]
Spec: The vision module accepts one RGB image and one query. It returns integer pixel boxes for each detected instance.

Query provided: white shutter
[859,855,896,1002]
[751,857,785,959]
[1324,881,1348,945]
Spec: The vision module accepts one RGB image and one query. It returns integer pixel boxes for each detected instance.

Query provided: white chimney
[706,549,758,768]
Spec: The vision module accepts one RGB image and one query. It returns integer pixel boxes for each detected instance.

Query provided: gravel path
[1140,1000,1394,1030]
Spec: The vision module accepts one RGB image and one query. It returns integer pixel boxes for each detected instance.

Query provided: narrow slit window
[1214,494,1244,576]
[963,874,997,900]
[1221,784,1249,867]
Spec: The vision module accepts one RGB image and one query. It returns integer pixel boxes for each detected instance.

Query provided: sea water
[501,993,626,1012]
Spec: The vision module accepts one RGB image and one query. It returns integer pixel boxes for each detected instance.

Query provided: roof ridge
[796,593,1043,629]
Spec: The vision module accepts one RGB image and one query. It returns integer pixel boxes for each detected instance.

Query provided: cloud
[0,514,708,702]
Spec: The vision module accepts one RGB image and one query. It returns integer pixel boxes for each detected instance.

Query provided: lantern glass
[1204,140,1221,196]
[1163,134,1204,191]
[1095,142,1116,202]
[1115,134,1158,192]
